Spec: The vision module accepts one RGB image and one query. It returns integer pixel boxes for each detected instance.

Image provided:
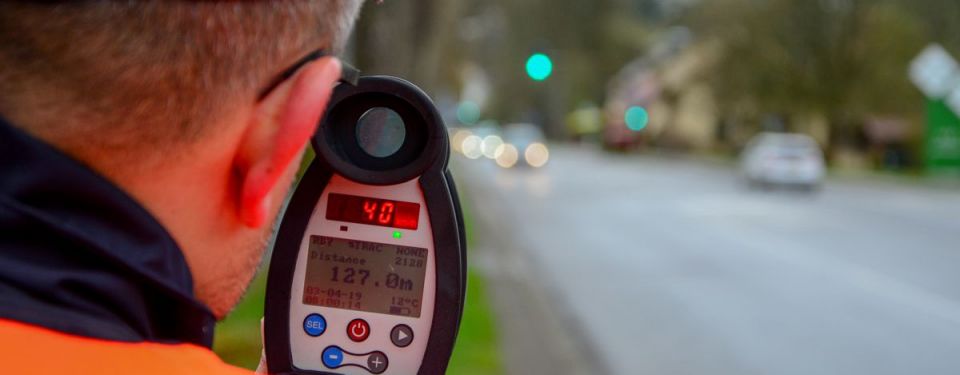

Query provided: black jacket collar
[0,117,215,347]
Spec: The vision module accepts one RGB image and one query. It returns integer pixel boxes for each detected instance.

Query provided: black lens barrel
[314,76,447,185]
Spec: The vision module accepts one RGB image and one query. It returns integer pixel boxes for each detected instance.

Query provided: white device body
[288,175,436,374]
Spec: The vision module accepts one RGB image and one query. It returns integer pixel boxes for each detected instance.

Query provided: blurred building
[604,28,723,152]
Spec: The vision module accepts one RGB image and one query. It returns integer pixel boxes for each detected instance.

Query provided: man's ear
[236,57,342,228]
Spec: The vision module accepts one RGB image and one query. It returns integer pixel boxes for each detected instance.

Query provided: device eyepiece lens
[356,107,406,158]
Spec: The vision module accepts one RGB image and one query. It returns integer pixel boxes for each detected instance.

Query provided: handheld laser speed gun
[264,75,467,375]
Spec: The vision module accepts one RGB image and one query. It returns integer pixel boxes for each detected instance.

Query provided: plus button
[366,351,388,374]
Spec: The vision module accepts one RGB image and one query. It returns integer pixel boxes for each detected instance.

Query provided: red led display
[326,193,420,230]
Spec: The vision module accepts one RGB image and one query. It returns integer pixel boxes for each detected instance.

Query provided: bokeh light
[457,101,481,125]
[624,106,649,131]
[481,135,504,159]
[450,129,472,154]
[525,53,553,81]
[461,135,483,159]
[495,144,519,168]
[524,142,550,168]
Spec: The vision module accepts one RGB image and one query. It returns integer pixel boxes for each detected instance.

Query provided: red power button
[347,319,370,342]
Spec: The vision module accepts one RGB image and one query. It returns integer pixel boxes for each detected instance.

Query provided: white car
[741,132,825,189]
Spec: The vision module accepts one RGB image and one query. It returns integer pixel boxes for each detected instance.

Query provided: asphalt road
[457,146,960,375]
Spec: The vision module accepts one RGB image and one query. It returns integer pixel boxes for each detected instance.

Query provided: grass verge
[445,269,502,374]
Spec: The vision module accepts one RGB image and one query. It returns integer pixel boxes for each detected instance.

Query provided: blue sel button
[322,346,344,368]
[303,313,327,337]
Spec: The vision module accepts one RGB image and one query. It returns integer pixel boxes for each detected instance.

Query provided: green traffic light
[526,53,553,81]
[625,106,649,131]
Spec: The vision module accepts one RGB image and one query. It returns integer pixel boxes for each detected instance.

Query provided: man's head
[0,1,363,318]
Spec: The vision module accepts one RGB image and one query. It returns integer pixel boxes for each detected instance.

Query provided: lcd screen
[326,193,420,230]
[302,235,427,317]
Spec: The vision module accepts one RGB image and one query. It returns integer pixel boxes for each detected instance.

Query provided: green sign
[925,99,960,173]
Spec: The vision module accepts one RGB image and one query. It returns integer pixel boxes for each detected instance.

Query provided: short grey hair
[0,1,362,157]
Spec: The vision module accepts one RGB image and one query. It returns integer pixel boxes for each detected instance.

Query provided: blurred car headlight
[495,144,519,168]
[450,129,472,154]
[462,135,483,159]
[524,142,549,168]
[481,135,504,159]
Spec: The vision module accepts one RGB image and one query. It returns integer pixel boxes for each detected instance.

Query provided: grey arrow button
[366,351,388,374]
[390,324,414,347]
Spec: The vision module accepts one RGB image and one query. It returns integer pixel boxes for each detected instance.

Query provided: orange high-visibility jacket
[0,319,253,375]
